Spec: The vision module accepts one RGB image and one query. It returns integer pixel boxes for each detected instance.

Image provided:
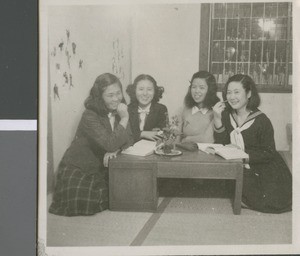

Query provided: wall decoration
[63,72,68,84]
[79,59,83,68]
[53,84,60,100]
[69,74,73,88]
[50,27,85,100]
[65,49,71,68]
[66,29,70,43]
[72,42,76,54]
[58,41,64,51]
[112,38,125,80]
[51,47,56,57]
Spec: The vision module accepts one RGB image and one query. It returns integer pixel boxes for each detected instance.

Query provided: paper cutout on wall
[50,27,86,100]
[66,29,70,43]
[72,42,76,54]
[79,59,83,68]
[69,74,74,88]
[54,84,60,100]
[51,47,56,57]
[65,49,71,68]
[58,41,64,51]
[63,72,68,84]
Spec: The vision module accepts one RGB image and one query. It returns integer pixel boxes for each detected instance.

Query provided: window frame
[199,2,292,93]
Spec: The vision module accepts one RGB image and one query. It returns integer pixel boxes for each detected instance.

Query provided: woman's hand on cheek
[117,103,129,119]
[141,131,163,141]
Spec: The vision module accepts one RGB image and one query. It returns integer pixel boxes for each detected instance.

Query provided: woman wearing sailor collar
[213,74,292,213]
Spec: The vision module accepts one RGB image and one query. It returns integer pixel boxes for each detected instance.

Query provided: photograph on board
[38,0,300,255]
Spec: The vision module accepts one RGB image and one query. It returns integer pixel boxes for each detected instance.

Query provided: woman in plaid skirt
[49,73,134,216]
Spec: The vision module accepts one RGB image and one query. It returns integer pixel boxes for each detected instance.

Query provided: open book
[197,143,249,160]
[122,139,157,156]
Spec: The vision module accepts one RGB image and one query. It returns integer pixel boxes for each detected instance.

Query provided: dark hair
[222,74,260,111]
[84,73,125,115]
[184,71,219,109]
[126,74,164,105]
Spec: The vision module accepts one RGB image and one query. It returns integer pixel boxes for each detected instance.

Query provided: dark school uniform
[49,109,133,216]
[128,102,168,142]
[214,109,292,213]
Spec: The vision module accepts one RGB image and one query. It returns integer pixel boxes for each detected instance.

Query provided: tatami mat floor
[47,179,292,246]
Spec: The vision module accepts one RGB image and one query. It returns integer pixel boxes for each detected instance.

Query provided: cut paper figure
[65,49,71,68]
[54,84,60,100]
[63,72,68,84]
[69,74,74,88]
[56,63,60,70]
[79,59,83,68]
[58,41,64,51]
[72,42,76,54]
[66,29,70,43]
[51,47,56,57]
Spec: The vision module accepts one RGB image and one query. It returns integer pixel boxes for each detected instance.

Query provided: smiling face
[135,79,155,108]
[226,81,251,111]
[190,78,208,107]
[102,83,123,111]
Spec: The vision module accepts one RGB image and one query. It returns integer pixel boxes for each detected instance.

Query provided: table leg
[109,162,158,212]
[233,165,243,215]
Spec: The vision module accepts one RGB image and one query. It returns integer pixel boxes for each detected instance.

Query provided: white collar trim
[192,106,209,115]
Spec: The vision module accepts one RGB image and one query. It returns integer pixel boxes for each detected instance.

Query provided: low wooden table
[109,150,244,214]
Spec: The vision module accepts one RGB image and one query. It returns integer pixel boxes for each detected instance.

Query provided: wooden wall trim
[199,3,211,71]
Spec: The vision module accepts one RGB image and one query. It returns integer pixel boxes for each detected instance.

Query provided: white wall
[131,4,201,117]
[132,4,292,150]
[48,6,131,172]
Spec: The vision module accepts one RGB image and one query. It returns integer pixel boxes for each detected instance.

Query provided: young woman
[213,74,292,213]
[181,71,220,143]
[49,73,133,216]
[126,74,168,142]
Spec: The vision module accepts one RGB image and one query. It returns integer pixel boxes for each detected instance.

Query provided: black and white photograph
[39,0,300,255]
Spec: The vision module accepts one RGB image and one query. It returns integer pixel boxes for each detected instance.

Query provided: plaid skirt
[49,165,108,216]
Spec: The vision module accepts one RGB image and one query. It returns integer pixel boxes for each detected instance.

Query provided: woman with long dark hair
[49,73,133,216]
[181,70,220,143]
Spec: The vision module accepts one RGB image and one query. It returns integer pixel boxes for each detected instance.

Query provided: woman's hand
[117,103,129,128]
[141,131,163,141]
[117,103,129,119]
[103,150,120,167]
[212,101,226,128]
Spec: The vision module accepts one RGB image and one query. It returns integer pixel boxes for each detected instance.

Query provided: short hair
[126,74,164,105]
[84,73,125,115]
[222,74,261,111]
[184,71,220,109]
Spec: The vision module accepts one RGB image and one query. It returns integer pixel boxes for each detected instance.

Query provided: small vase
[162,142,174,154]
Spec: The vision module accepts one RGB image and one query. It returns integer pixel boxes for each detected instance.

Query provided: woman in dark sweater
[126,74,168,142]
[213,74,292,213]
[49,73,133,216]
